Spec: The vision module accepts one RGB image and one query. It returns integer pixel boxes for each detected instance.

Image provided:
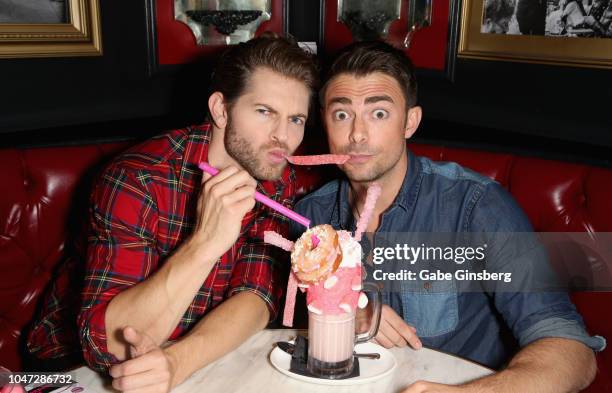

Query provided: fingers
[112,367,170,391]
[382,306,423,349]
[217,184,256,209]
[204,167,257,197]
[374,329,395,349]
[380,318,408,347]
[123,326,146,356]
[110,355,155,379]
[123,326,143,346]
[123,326,159,358]
[201,165,238,185]
[202,167,257,216]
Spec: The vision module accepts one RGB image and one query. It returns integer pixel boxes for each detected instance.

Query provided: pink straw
[198,162,311,228]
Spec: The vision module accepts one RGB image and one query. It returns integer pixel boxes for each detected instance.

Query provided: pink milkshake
[305,232,376,378]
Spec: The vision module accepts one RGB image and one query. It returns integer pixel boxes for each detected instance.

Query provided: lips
[347,154,373,164]
[268,149,288,164]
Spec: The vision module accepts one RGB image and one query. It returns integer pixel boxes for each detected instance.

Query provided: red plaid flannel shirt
[77,124,296,371]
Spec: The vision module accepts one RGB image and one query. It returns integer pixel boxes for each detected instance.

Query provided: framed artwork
[458,0,612,69]
[0,0,102,58]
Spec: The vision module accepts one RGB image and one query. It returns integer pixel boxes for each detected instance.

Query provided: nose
[271,120,289,144]
[349,115,367,144]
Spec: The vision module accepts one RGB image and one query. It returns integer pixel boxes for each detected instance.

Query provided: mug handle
[355,282,382,344]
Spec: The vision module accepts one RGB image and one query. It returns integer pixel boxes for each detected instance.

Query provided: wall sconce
[337,0,432,48]
[175,0,271,45]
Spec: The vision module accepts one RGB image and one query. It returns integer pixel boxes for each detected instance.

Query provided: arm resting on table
[464,337,596,393]
[163,291,270,389]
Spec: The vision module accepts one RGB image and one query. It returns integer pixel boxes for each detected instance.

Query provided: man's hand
[109,327,177,393]
[373,305,422,349]
[191,166,257,261]
[401,381,463,393]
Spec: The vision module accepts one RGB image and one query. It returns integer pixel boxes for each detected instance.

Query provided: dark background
[1,0,610,166]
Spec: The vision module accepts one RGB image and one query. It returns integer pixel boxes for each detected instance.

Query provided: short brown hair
[321,41,417,109]
[209,33,319,113]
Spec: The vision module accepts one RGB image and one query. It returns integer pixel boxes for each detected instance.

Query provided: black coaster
[288,335,360,379]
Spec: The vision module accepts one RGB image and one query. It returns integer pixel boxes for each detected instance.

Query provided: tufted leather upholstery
[0,142,130,371]
[0,140,610,391]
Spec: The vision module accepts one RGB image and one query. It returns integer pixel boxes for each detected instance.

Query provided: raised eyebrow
[364,95,394,105]
[327,97,352,106]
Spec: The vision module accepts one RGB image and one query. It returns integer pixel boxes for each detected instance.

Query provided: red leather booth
[0,140,610,391]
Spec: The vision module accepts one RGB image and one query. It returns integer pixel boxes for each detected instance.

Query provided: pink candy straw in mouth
[286,154,350,165]
[354,182,382,242]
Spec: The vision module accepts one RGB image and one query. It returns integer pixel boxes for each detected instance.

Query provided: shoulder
[415,155,531,231]
[418,155,496,187]
[112,127,199,170]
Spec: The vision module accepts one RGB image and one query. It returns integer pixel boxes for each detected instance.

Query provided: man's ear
[208,92,228,129]
[404,106,422,140]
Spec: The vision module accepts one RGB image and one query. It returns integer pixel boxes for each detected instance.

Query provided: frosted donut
[291,224,342,283]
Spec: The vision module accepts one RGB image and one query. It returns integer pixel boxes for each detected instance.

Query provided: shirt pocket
[400,278,459,337]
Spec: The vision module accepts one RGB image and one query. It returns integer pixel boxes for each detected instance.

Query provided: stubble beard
[224,116,287,181]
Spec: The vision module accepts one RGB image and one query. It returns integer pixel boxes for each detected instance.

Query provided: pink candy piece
[283,272,299,327]
[311,234,320,248]
[287,154,350,165]
[306,266,362,315]
[263,231,294,252]
[354,183,382,242]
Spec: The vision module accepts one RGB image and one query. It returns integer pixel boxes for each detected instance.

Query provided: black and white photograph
[481,0,612,37]
[0,0,68,24]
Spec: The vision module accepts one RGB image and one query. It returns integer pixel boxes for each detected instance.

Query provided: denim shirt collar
[331,149,421,231]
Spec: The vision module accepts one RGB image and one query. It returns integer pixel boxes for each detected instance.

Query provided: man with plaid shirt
[28,34,318,392]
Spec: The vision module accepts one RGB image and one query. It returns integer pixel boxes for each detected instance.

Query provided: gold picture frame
[0,0,102,58]
[458,0,612,69]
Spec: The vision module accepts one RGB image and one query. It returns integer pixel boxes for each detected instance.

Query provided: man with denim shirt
[292,41,605,392]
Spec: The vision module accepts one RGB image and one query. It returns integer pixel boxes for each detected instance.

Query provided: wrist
[163,346,182,389]
[183,234,218,267]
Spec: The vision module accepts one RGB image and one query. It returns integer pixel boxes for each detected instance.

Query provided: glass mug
[307,282,382,379]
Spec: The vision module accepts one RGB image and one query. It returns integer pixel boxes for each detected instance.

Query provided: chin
[256,165,285,181]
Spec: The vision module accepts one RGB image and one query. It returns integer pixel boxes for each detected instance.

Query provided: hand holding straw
[198,162,311,228]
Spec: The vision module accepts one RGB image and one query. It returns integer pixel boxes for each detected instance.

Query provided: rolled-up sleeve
[78,165,159,371]
[495,291,606,352]
[228,238,285,321]
[473,182,606,353]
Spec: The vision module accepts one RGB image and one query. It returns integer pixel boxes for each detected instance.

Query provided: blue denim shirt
[292,150,606,369]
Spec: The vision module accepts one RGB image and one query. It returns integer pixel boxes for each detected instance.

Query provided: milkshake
[302,230,374,378]
[263,183,383,379]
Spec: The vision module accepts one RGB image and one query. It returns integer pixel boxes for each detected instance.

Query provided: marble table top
[69,329,493,393]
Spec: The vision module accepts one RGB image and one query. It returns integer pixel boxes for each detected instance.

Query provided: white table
[70,329,493,393]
